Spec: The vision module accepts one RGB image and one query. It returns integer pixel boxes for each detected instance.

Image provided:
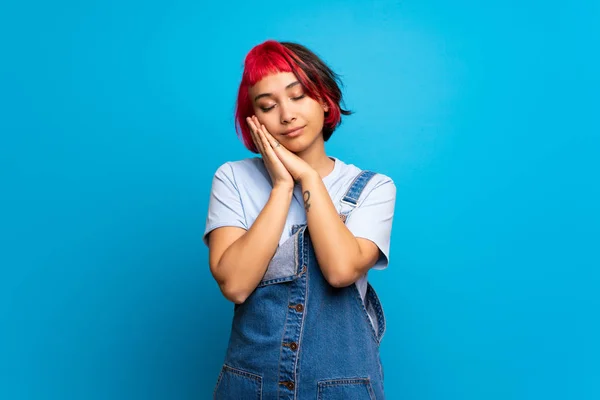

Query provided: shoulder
[213,157,264,177]
[211,157,271,197]
[333,158,396,201]
[212,157,268,185]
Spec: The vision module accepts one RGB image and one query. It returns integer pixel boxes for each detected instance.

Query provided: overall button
[289,342,298,351]
[294,304,304,312]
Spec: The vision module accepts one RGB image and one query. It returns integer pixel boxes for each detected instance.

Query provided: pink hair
[235,40,345,153]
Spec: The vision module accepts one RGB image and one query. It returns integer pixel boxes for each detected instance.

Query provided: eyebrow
[254,81,301,102]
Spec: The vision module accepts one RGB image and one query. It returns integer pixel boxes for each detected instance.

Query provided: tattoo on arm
[303,190,311,213]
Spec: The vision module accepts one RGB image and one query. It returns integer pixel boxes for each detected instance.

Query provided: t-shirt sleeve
[203,163,248,246]
[345,178,396,270]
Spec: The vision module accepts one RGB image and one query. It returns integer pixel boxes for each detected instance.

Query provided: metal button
[286,381,295,390]
[295,304,304,312]
[290,342,298,351]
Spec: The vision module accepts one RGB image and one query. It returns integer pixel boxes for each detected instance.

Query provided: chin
[282,132,320,153]
[282,139,310,154]
[283,144,305,154]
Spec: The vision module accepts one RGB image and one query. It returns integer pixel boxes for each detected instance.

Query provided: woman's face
[248,71,329,153]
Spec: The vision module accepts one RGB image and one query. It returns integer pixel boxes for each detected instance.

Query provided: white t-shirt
[203,156,396,301]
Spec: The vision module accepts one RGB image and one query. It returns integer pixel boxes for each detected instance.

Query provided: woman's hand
[247,116,294,191]
[255,121,315,184]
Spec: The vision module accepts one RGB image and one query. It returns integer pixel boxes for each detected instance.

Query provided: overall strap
[339,170,377,222]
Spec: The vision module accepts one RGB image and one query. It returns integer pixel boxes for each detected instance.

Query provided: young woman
[204,40,396,399]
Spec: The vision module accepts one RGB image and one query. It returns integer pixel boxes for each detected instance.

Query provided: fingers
[253,117,280,150]
[262,126,281,150]
[246,117,264,154]
[247,116,286,159]
[255,120,277,158]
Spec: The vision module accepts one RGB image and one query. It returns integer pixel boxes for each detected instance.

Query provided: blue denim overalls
[214,171,386,399]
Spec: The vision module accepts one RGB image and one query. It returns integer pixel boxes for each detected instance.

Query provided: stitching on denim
[276,285,290,399]
[367,283,387,341]
[293,235,309,400]
[222,364,262,381]
[212,365,226,400]
[257,276,295,287]
[345,173,370,201]
[294,227,300,275]
[319,377,370,386]
[351,283,380,344]
[258,376,262,400]
[342,171,377,204]
[379,358,385,394]
[366,378,376,400]
[317,377,375,400]
[340,171,378,221]
[341,171,367,204]
[302,227,309,268]
[214,364,262,399]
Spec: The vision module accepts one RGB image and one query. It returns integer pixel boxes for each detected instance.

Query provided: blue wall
[1,1,598,399]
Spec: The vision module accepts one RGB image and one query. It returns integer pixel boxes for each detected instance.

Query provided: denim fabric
[214,171,386,400]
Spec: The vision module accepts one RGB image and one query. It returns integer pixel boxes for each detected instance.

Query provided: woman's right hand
[247,116,294,191]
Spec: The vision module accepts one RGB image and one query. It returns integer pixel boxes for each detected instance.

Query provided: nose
[280,101,297,125]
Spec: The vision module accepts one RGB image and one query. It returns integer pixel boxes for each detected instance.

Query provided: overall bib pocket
[257,227,305,288]
[317,377,376,400]
[213,364,262,400]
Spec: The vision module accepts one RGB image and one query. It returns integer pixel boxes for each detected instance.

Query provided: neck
[295,138,335,179]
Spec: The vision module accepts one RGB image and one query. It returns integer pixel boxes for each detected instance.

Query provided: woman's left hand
[251,117,315,183]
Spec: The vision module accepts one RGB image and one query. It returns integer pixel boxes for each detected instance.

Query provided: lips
[282,126,305,137]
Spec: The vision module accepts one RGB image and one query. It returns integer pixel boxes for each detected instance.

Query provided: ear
[322,102,330,113]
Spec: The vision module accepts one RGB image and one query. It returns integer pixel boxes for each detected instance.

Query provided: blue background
[1,0,598,399]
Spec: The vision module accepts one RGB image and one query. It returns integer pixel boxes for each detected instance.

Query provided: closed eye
[260,94,305,112]
[260,105,275,112]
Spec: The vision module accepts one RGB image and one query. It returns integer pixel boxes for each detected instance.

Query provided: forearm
[217,186,293,302]
[300,172,363,287]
